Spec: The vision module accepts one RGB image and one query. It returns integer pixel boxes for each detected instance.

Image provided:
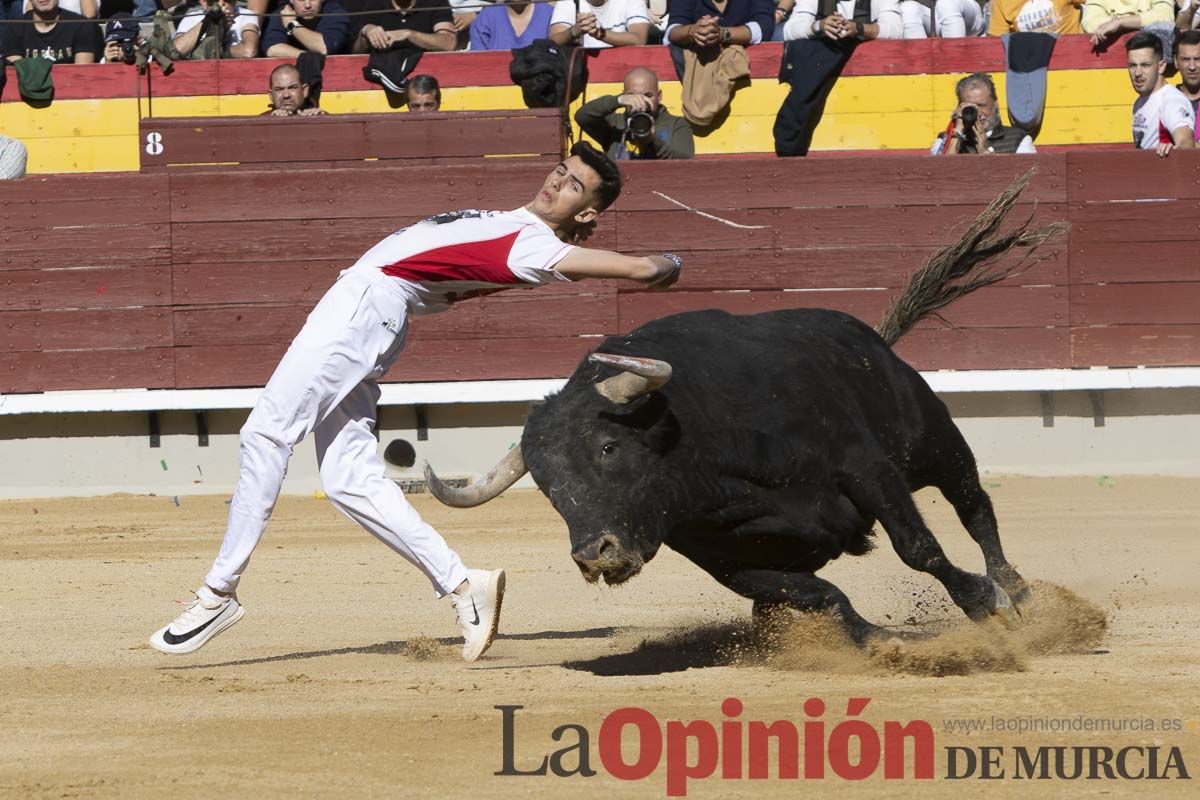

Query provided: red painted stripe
[381,229,521,285]
[0,35,1130,105]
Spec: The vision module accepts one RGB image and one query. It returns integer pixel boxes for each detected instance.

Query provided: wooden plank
[168,161,553,223]
[895,328,1070,370]
[1068,150,1200,202]
[2,266,172,311]
[174,288,619,346]
[1,309,173,352]
[1068,199,1200,240]
[617,155,1068,211]
[618,286,1067,333]
[1071,240,1200,284]
[173,261,344,305]
[0,348,175,393]
[1071,325,1200,367]
[0,174,170,230]
[174,336,598,387]
[170,217,417,264]
[1070,283,1200,326]
[0,225,171,271]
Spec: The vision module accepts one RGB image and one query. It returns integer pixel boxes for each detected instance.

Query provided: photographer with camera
[931,73,1036,155]
[174,0,260,60]
[574,66,695,160]
[103,12,141,64]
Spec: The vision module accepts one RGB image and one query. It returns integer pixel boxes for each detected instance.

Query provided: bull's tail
[875,169,1068,346]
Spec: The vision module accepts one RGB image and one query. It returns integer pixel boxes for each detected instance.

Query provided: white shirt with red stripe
[350,208,576,315]
[1132,85,1195,151]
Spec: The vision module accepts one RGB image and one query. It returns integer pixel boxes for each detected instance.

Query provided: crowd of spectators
[6,0,1200,167]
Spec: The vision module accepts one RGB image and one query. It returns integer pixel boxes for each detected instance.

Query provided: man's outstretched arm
[556,250,681,288]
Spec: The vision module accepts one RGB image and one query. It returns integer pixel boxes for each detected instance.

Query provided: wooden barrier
[2,152,1199,394]
[138,109,564,171]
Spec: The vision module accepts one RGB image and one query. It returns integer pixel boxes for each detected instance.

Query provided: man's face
[1176,43,1200,93]
[408,91,439,113]
[270,70,308,112]
[1128,47,1165,96]
[293,0,322,20]
[529,156,603,227]
[623,72,661,114]
[959,84,999,131]
[30,0,58,15]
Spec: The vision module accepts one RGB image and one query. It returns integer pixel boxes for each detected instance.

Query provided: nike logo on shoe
[162,608,226,645]
[467,598,480,626]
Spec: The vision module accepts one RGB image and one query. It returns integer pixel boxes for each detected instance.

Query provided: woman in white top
[549,0,651,47]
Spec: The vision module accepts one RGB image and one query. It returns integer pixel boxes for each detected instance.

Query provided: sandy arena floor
[1,476,1197,799]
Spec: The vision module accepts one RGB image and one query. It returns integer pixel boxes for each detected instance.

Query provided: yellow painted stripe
[3,68,1138,174]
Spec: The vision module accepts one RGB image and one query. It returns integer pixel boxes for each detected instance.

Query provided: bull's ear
[601,394,681,454]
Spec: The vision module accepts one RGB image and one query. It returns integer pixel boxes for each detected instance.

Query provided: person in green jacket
[574,66,695,160]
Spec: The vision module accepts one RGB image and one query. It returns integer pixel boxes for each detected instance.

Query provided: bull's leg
[720,567,887,646]
[936,472,1030,605]
[842,466,1017,625]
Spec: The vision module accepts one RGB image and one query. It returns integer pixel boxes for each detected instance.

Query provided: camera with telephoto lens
[625,111,654,141]
[959,104,978,146]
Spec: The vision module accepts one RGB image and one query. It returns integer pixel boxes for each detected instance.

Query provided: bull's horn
[423,445,527,508]
[590,353,673,404]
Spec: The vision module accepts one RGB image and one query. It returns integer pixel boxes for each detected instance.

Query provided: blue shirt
[469,3,554,51]
[261,0,351,55]
[667,0,775,43]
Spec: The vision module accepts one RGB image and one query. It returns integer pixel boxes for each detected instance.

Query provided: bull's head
[424,352,683,586]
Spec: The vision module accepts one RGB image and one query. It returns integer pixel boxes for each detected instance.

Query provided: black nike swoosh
[162,607,227,645]
[468,598,480,626]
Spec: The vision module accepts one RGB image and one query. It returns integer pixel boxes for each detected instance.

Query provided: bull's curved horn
[423,445,527,508]
[590,353,673,404]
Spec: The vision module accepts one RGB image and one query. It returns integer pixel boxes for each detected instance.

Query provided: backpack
[508,39,587,109]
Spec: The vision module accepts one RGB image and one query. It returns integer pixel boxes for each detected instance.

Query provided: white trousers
[204,267,468,597]
[900,0,985,38]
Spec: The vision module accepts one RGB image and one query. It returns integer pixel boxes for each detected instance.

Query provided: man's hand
[103,41,124,63]
[820,13,847,39]
[645,254,682,290]
[573,12,599,38]
[362,23,391,50]
[388,28,412,44]
[296,107,327,116]
[617,92,654,113]
[280,3,296,28]
[1089,17,1122,47]
[269,108,295,116]
[692,15,721,46]
[1156,141,1175,158]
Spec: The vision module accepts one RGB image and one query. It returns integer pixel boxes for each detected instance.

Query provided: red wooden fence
[3,153,1199,394]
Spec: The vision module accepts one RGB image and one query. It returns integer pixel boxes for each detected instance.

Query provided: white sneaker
[452,568,505,662]
[149,585,244,655]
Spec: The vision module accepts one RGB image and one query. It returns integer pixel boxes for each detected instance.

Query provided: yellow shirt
[1079,0,1175,33]
[989,0,1084,35]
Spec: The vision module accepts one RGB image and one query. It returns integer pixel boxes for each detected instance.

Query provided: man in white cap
[0,135,28,179]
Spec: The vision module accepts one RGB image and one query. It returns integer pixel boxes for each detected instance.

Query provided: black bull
[425,173,1064,644]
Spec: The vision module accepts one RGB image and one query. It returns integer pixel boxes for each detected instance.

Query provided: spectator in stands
[1126,30,1194,156]
[102,11,142,64]
[931,72,1036,154]
[782,0,903,40]
[1081,0,1173,47]
[262,0,350,56]
[1178,0,1200,30]
[901,0,986,37]
[351,0,456,54]
[174,0,261,59]
[17,0,96,17]
[668,0,775,48]
[550,0,651,48]
[406,72,440,110]
[989,0,1082,35]
[264,62,327,114]
[0,134,27,178]
[3,0,102,63]
[575,66,695,159]
[449,0,487,44]
[469,0,553,50]
[1175,29,1200,121]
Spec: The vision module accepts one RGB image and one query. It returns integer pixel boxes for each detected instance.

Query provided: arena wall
[0,38,1134,174]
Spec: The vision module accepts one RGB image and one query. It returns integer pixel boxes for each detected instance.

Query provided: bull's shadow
[564,621,752,676]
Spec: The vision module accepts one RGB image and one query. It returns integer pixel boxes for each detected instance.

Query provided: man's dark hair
[1126,31,1164,60]
[570,141,622,212]
[1176,29,1200,57]
[408,74,441,102]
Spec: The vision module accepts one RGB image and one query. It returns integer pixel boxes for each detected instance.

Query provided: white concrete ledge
[2,368,1198,416]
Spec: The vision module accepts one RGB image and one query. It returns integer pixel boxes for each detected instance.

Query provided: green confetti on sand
[160,459,168,471]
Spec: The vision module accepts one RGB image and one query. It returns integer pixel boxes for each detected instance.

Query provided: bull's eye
[600,441,617,457]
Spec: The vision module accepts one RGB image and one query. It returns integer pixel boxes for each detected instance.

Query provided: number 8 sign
[145,131,164,156]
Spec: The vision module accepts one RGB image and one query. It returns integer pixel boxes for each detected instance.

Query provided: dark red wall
[3,152,1199,394]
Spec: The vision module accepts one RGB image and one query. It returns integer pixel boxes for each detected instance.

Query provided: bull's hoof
[987,581,1022,628]
[992,566,1032,609]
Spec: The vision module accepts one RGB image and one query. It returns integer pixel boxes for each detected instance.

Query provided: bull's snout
[572,534,640,584]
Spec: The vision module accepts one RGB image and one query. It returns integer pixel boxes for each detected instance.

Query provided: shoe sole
[150,604,245,655]
[467,569,505,663]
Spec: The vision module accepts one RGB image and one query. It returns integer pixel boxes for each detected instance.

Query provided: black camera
[625,111,654,141]
[960,104,978,145]
[120,39,137,60]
